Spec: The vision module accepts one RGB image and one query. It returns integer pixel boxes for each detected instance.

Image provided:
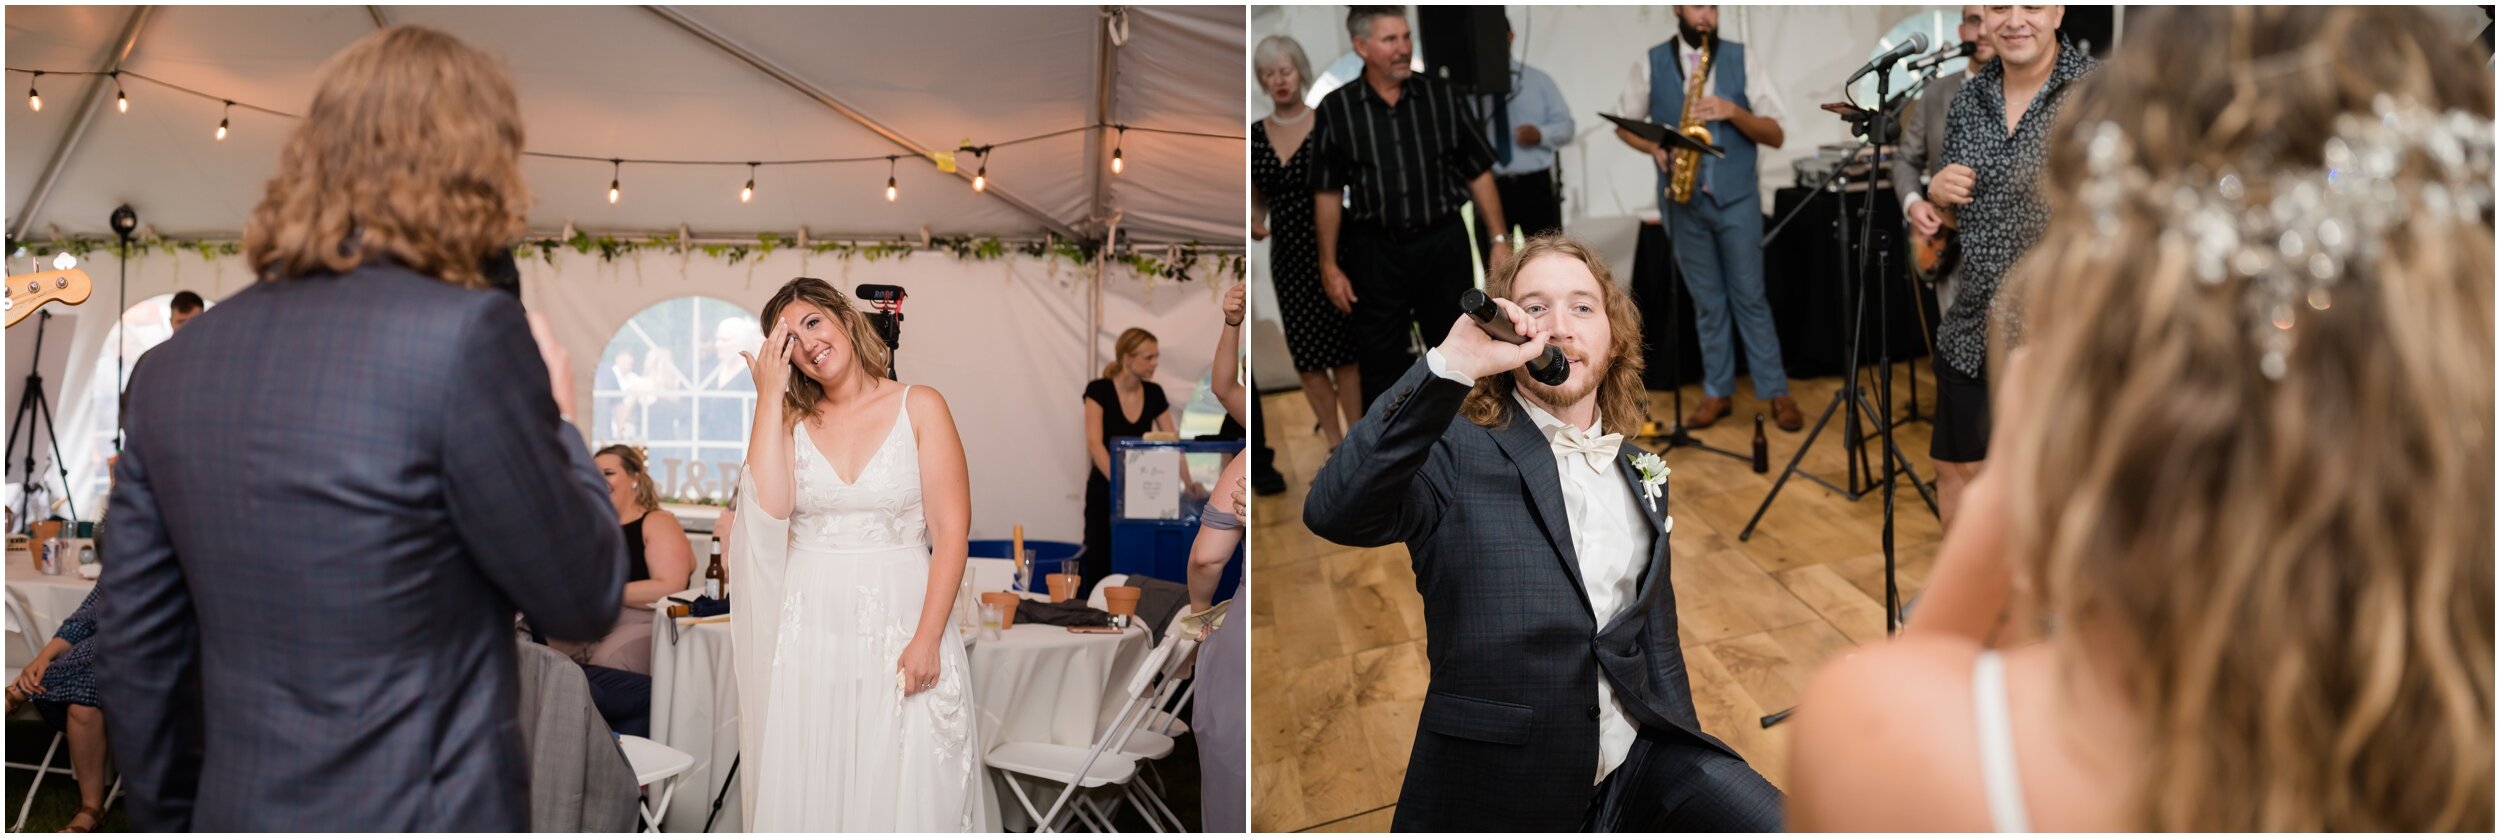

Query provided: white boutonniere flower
[1631,452,1668,512]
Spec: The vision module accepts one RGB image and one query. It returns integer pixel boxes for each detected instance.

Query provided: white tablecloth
[6,556,96,666]
[648,596,1149,832]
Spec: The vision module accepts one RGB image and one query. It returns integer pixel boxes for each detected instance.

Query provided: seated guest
[8,588,111,833]
[550,445,693,675]
[1190,284,1251,835]
[1787,6,2493,830]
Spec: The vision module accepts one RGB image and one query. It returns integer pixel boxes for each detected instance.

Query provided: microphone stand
[1754,62,1937,729]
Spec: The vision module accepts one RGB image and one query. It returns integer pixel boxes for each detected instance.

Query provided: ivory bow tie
[1548,425,1623,474]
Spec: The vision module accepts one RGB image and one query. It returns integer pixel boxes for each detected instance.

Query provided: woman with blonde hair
[726,277,979,830]
[545,445,693,675]
[1788,6,2492,831]
[1079,326,1181,594]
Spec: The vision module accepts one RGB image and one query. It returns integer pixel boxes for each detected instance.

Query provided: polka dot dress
[1254,120,1357,373]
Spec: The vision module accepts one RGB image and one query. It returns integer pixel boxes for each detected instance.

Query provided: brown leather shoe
[1686,396,1733,429]
[1770,395,1805,432]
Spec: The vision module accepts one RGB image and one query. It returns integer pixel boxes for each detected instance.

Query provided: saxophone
[1667,40,1716,205]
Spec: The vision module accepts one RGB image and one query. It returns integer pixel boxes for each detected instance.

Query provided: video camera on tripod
[855,283,906,379]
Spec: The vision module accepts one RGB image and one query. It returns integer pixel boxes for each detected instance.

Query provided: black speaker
[1416,6,1510,95]
[2064,6,2116,57]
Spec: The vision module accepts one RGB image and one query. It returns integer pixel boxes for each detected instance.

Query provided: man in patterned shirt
[1924,4,2094,526]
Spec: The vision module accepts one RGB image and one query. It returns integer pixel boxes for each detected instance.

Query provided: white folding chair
[986,629,1193,832]
[617,734,696,833]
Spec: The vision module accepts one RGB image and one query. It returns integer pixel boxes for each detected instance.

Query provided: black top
[1085,378,1169,477]
[621,514,651,583]
[1935,37,2097,378]
[1308,73,1499,233]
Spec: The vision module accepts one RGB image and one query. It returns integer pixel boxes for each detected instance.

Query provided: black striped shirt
[1307,74,1499,233]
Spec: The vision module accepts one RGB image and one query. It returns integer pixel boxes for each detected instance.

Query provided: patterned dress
[37,587,102,709]
[1935,36,2098,378]
[1253,119,1357,373]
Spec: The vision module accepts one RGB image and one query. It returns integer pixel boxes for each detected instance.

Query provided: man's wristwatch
[1490,234,1509,245]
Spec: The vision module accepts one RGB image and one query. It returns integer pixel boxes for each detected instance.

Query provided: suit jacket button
[1587,705,1602,720]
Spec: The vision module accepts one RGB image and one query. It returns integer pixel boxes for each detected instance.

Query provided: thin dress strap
[1972,650,2032,832]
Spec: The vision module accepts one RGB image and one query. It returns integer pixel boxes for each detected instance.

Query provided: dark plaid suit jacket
[1306,359,1764,832]
[101,263,627,831]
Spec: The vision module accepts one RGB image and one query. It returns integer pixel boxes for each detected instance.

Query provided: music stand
[1600,113,1727,159]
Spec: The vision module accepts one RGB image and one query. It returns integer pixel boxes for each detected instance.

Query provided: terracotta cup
[1102,585,1143,618]
[1046,573,1082,603]
[979,592,1021,629]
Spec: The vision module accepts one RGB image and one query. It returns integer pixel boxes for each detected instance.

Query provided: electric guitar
[1911,204,1960,288]
[4,266,92,329]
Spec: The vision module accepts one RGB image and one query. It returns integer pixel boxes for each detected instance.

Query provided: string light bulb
[1111,125,1126,175]
[885,156,899,203]
[741,162,757,204]
[608,159,621,205]
[27,72,40,112]
[215,101,231,141]
[113,73,126,114]
[971,145,989,193]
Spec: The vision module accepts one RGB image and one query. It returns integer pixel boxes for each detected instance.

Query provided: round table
[647,595,1150,832]
[6,554,97,666]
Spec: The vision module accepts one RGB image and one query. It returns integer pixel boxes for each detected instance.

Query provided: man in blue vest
[1615,5,1802,433]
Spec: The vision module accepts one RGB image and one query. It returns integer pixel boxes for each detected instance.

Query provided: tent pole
[11,6,154,243]
[641,5,1081,242]
[1087,6,1119,236]
[366,6,390,28]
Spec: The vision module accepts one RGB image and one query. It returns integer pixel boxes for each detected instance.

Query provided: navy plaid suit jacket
[100,264,627,831]
[1307,359,1770,832]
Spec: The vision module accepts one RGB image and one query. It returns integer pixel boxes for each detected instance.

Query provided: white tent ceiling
[5,4,1246,246]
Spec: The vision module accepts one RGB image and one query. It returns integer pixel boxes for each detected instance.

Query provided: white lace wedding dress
[728,386,980,831]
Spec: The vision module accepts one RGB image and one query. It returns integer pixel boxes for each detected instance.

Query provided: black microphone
[1906,41,1976,74]
[1458,289,1569,386]
[1844,32,1930,87]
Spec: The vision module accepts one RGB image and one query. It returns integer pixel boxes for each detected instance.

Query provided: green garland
[10,231,1243,282]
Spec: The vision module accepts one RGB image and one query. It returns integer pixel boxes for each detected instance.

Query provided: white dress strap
[1972,650,2032,832]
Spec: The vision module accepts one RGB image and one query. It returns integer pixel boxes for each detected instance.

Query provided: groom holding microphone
[1305,234,1780,832]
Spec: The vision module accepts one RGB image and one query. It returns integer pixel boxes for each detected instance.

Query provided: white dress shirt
[1616,38,1788,126]
[1424,350,1652,782]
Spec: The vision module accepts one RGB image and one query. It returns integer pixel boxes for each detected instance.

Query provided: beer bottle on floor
[1752,414,1770,473]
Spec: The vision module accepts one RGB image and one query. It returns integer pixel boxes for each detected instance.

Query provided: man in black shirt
[1312,5,1513,411]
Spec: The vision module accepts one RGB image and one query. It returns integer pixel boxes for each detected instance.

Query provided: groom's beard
[1516,350,1607,415]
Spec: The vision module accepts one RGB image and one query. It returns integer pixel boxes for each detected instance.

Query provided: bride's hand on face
[898,638,942,697]
[742,317,797,404]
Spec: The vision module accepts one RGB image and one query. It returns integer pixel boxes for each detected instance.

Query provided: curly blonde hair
[243,26,528,288]
[1998,6,2492,830]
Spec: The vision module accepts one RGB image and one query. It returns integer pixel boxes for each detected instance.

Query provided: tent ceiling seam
[641,4,1084,243]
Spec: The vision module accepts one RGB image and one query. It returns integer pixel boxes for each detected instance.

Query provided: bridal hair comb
[2081,95,2495,380]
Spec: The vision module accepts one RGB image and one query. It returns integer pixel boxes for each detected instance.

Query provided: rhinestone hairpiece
[2084,96,2495,380]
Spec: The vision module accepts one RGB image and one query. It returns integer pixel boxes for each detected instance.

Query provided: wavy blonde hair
[1460,233,1646,435]
[595,444,661,514]
[243,26,528,288]
[1998,6,2492,830]
[760,277,891,428]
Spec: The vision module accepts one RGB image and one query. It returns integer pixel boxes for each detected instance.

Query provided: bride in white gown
[726,277,980,831]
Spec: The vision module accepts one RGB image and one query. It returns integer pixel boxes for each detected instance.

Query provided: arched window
[73,293,205,512]
[594,297,762,504]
